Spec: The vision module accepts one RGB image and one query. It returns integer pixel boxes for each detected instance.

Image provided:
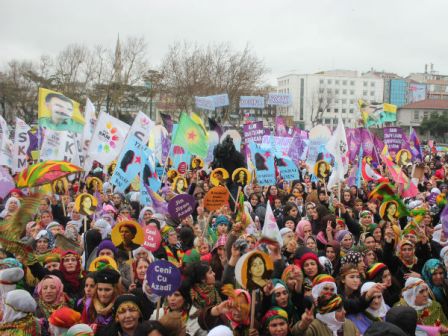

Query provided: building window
[350,108,354,113]
[325,119,331,124]
[335,80,340,85]
[363,90,368,96]
[343,89,347,95]
[363,81,368,87]
[334,108,339,113]
[327,98,332,104]
[342,99,347,104]
[335,89,339,94]
[423,111,429,119]
[350,80,355,86]
[319,88,324,93]
[370,82,375,87]
[350,99,355,105]
[318,108,323,112]
[328,79,332,84]
[333,118,338,124]
[326,108,331,112]
[342,108,346,113]
[342,80,347,85]
[350,90,355,95]
[320,79,324,84]
[370,91,375,96]
[414,110,420,121]
[327,89,332,94]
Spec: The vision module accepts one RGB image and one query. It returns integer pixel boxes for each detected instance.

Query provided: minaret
[113,34,123,82]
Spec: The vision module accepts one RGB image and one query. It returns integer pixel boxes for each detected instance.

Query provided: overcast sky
[1,0,448,85]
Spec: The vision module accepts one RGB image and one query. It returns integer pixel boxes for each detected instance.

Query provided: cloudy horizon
[1,0,447,85]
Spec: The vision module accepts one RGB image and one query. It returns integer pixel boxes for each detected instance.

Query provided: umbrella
[16,160,82,187]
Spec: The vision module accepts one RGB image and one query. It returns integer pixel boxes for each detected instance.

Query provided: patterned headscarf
[341,250,363,266]
[366,263,388,282]
[402,277,432,311]
[36,275,65,306]
[316,293,343,314]
[311,274,337,300]
[422,259,446,303]
[262,307,288,329]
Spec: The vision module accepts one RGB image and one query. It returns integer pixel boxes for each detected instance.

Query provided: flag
[38,88,85,133]
[441,204,448,236]
[160,113,173,134]
[261,202,283,246]
[361,157,387,183]
[0,167,15,199]
[143,183,169,215]
[409,128,423,162]
[172,112,208,157]
[382,154,406,184]
[12,118,31,174]
[355,146,363,188]
[359,100,397,127]
[0,116,12,168]
[208,117,223,138]
[81,98,96,161]
[326,115,348,190]
[249,141,276,186]
[140,148,161,205]
[87,112,130,166]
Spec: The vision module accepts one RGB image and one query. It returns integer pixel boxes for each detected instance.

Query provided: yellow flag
[383,103,397,113]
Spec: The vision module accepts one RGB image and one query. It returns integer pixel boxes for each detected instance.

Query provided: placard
[74,193,98,216]
[168,194,196,220]
[143,224,162,252]
[146,260,182,296]
[111,220,144,248]
[204,186,230,211]
[235,250,274,291]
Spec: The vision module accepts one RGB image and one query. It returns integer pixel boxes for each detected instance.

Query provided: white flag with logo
[326,115,348,190]
[82,98,96,158]
[126,111,154,146]
[87,111,130,166]
[261,202,283,246]
[12,118,31,173]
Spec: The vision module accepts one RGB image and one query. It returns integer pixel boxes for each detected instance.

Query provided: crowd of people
[0,135,447,336]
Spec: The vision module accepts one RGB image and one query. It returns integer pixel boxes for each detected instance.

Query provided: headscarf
[296,219,312,241]
[0,197,21,218]
[138,206,154,224]
[316,294,344,336]
[421,259,446,303]
[65,223,80,243]
[341,250,363,267]
[34,229,55,251]
[96,240,118,258]
[311,274,337,300]
[36,275,65,306]
[396,240,417,268]
[65,324,94,336]
[2,289,36,323]
[59,251,82,293]
[281,265,301,284]
[48,306,81,329]
[262,307,288,330]
[224,289,251,329]
[402,277,432,311]
[361,282,388,318]
[270,279,298,323]
[366,263,388,282]
[93,219,112,240]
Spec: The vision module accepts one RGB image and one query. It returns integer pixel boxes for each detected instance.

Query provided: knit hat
[311,274,337,300]
[44,253,61,265]
[94,269,120,285]
[262,307,288,329]
[295,251,319,269]
[65,324,94,336]
[366,263,388,281]
[281,265,301,283]
[96,240,118,258]
[48,306,81,329]
[113,294,143,318]
[316,294,343,314]
[279,227,293,237]
[215,215,231,228]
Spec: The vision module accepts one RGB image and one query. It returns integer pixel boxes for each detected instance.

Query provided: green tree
[420,112,448,142]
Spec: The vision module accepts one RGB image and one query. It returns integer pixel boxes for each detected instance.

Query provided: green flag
[172,113,208,157]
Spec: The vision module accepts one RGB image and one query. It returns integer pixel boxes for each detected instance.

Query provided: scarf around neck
[190,283,222,309]
[316,312,344,336]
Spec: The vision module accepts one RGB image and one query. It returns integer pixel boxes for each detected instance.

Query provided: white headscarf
[316,311,344,336]
[402,277,432,311]
[361,282,389,318]
[0,197,20,218]
[311,281,337,300]
[2,289,36,323]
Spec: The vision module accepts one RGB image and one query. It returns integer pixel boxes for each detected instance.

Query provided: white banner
[12,118,31,174]
[267,93,292,106]
[239,96,265,109]
[87,112,130,166]
[0,116,12,168]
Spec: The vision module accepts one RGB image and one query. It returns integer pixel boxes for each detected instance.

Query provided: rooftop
[400,99,448,110]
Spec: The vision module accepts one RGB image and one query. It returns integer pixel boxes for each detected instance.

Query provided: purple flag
[347,129,361,162]
[409,128,423,162]
[160,113,173,135]
[144,183,169,215]
[208,117,223,138]
[0,167,15,199]
[27,129,38,157]
[361,129,374,158]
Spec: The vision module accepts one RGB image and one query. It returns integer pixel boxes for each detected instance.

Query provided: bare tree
[160,42,267,120]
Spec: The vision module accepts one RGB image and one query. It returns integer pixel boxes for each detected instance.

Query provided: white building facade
[277,70,384,130]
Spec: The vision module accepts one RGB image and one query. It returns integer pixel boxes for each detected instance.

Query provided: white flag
[326,115,348,190]
[87,112,130,166]
[0,116,12,168]
[12,118,31,173]
[126,111,154,145]
[82,98,96,159]
[261,202,283,246]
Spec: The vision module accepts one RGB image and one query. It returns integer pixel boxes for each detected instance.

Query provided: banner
[249,141,276,186]
[0,116,12,167]
[274,116,289,136]
[360,129,375,159]
[359,100,397,127]
[110,134,149,192]
[40,130,83,165]
[195,96,215,110]
[37,88,85,133]
[275,153,300,181]
[210,94,229,108]
[267,93,292,106]
[408,83,427,103]
[87,111,130,166]
[81,98,96,163]
[0,167,15,199]
[239,96,265,109]
[12,118,31,174]
[306,125,332,169]
[383,127,405,157]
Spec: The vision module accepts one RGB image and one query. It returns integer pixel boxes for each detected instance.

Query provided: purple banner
[347,128,361,162]
[384,127,405,157]
[275,116,289,137]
